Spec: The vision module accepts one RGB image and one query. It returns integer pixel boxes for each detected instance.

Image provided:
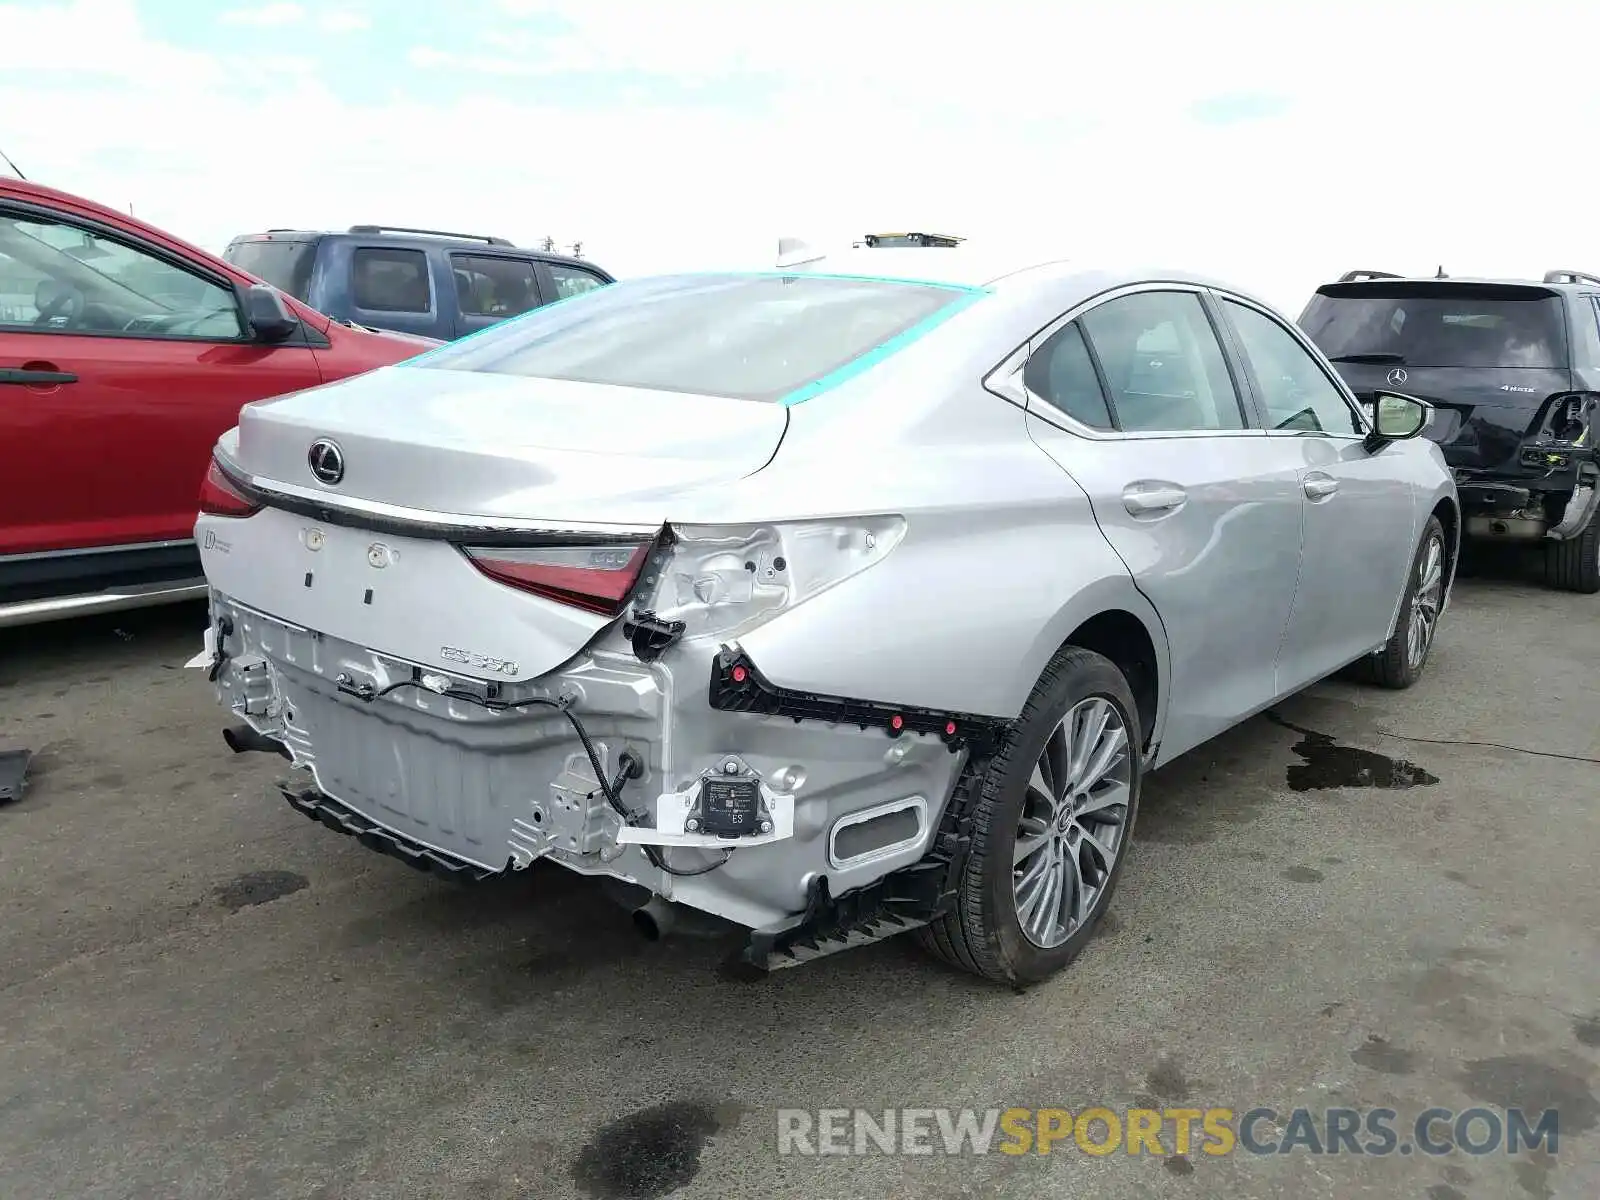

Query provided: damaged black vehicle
[1302,270,1600,592]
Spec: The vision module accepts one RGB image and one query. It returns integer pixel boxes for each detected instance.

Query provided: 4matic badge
[439,646,521,676]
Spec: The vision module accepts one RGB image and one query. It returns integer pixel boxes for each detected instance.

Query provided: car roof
[1314,272,1585,294]
[225,227,602,272]
[767,243,1279,312]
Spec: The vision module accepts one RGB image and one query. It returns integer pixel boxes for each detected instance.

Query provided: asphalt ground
[1,553,1596,1199]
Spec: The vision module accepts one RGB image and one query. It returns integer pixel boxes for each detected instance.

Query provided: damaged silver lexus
[193,246,1458,984]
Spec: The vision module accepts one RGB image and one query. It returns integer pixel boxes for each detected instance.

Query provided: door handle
[0,367,78,386]
[1303,473,1340,500]
[1123,483,1187,515]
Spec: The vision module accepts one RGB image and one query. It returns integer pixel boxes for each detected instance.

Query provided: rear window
[410,272,974,401]
[1301,285,1568,369]
[224,237,317,301]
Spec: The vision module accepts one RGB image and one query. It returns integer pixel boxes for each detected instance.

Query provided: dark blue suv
[222,225,615,342]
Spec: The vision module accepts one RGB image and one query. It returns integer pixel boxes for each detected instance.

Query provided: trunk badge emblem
[1386,368,1408,386]
[308,439,345,485]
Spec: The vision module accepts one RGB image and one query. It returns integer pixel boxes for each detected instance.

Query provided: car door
[1216,293,1421,689]
[448,252,545,339]
[0,202,323,560]
[1013,286,1308,765]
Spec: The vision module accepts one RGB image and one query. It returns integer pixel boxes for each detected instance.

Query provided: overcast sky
[2,0,1596,313]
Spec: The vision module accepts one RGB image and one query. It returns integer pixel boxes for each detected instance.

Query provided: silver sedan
[192,242,1458,985]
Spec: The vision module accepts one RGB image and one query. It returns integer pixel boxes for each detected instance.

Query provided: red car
[0,178,435,628]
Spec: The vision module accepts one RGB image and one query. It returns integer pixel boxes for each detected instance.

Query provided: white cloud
[6,0,1600,312]
[219,2,304,27]
[318,10,369,32]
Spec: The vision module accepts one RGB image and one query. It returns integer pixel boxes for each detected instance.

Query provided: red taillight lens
[462,542,651,615]
[198,459,261,518]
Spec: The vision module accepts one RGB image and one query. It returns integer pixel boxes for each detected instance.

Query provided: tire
[917,646,1141,986]
[1361,515,1447,690]
[1543,508,1600,594]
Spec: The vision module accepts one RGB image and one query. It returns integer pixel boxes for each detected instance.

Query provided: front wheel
[918,646,1141,986]
[1361,515,1447,690]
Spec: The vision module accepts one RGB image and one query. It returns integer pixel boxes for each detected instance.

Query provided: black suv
[223,225,614,343]
[1301,269,1600,593]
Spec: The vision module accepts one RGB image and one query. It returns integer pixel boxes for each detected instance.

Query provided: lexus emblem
[307,439,345,485]
[1386,367,1408,386]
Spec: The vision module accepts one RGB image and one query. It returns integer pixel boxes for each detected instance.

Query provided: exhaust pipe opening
[632,898,673,942]
[222,724,291,761]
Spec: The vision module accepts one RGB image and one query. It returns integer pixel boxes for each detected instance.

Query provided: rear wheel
[1543,508,1600,594]
[918,647,1140,986]
[1360,515,1446,690]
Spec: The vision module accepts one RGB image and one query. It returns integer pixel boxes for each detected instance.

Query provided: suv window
[0,212,243,339]
[1079,290,1246,431]
[1224,299,1363,435]
[1024,321,1114,429]
[225,237,316,301]
[352,247,431,313]
[1300,283,1568,369]
[451,254,540,318]
[548,263,608,300]
[413,272,966,402]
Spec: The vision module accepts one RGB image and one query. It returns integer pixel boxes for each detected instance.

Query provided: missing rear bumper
[279,782,503,883]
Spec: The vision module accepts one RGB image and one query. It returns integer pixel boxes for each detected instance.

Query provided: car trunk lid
[203,365,788,680]
[1332,363,1573,470]
[232,364,789,526]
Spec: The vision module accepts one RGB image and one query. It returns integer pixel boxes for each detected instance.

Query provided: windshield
[1301,285,1569,369]
[410,272,978,401]
[225,237,318,301]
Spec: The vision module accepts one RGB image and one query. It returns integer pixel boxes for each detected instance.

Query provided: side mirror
[1363,390,1431,452]
[239,283,298,344]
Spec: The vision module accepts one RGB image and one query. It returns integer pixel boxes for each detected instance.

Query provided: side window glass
[451,254,540,319]
[1079,291,1246,432]
[1223,298,1363,435]
[352,247,431,313]
[1024,321,1114,429]
[548,264,608,301]
[0,212,243,339]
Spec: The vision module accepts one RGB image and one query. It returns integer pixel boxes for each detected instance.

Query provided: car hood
[229,364,790,525]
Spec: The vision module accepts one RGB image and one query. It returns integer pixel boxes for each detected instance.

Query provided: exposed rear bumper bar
[0,579,207,629]
[279,782,504,883]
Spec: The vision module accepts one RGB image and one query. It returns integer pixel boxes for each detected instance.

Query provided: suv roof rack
[1543,268,1600,286]
[346,224,513,247]
[856,232,965,248]
[1336,269,1403,282]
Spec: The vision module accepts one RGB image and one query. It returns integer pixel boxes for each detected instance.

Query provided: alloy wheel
[1012,696,1133,949]
[1407,534,1445,670]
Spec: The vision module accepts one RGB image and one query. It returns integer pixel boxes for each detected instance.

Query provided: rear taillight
[462,542,652,615]
[198,459,262,518]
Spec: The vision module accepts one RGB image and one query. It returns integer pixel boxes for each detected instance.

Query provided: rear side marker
[708,647,1011,756]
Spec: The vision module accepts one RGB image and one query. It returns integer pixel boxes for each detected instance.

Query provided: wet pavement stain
[1266,713,1439,792]
[1350,1034,1418,1076]
[1163,1154,1195,1176]
[572,1100,737,1200]
[214,870,309,912]
[1145,1056,1192,1103]
[1459,1056,1598,1134]
[1282,865,1325,884]
[1426,1186,1467,1200]
[1575,1014,1600,1048]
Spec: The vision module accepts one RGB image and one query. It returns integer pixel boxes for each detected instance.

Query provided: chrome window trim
[984,281,1268,442]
